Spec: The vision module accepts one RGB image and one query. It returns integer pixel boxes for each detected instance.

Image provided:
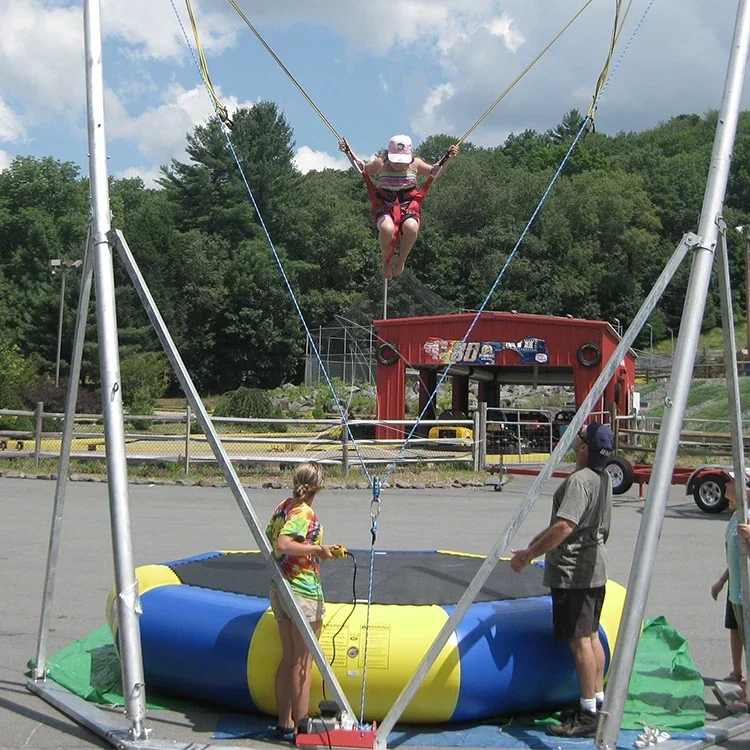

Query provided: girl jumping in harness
[339,135,459,279]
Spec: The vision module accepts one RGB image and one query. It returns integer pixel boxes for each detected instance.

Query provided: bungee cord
[183,0,231,127]
[586,0,635,129]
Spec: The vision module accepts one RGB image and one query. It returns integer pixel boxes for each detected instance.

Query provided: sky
[0,0,748,187]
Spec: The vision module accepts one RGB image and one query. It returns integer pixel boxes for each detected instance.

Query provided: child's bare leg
[392,218,419,277]
[377,217,396,279]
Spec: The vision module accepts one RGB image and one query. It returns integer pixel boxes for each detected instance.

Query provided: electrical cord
[322,551,358,703]
[309,711,334,750]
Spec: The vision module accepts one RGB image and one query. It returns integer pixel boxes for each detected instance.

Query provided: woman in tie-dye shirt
[266,462,342,738]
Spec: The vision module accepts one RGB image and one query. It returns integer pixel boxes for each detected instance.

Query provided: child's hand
[317,544,335,561]
[738,523,750,540]
[711,579,725,600]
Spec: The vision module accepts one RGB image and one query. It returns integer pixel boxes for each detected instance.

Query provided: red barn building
[374,312,636,439]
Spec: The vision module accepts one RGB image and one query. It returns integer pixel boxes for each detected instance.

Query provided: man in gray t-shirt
[511,421,614,738]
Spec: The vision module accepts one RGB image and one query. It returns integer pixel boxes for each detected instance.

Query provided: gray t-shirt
[543,467,612,589]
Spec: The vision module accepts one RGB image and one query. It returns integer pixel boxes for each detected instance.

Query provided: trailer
[488,459,742,514]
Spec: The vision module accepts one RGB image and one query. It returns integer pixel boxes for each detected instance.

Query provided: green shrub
[120,353,170,413]
[130,386,155,431]
[214,387,275,419]
[0,344,40,430]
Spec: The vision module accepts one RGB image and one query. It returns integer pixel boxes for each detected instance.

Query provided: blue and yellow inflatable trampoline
[108,550,625,723]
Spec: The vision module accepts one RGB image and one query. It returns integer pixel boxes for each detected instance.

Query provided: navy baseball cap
[585,422,615,470]
[727,471,750,487]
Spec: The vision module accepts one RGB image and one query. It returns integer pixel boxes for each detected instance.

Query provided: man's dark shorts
[726,594,739,630]
[550,586,606,640]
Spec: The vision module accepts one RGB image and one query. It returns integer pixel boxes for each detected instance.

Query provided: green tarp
[32,615,705,731]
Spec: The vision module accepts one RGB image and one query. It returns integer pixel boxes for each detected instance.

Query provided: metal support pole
[383,278,388,320]
[369,325,374,384]
[597,3,750,745]
[84,0,148,738]
[472,410,480,472]
[341,416,349,477]
[717,226,750,698]
[184,403,191,476]
[34,402,44,468]
[478,401,487,471]
[342,326,347,382]
[55,272,66,388]
[33,240,93,680]
[375,232,698,747]
[516,415,522,462]
[111,229,355,721]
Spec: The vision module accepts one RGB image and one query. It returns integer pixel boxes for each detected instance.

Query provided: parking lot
[0,472,748,748]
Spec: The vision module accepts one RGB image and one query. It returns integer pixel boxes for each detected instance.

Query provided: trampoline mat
[169,551,548,605]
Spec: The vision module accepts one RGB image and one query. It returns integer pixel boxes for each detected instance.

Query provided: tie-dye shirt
[266,497,323,600]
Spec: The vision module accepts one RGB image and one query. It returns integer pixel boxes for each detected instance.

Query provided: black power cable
[322,551,358,704]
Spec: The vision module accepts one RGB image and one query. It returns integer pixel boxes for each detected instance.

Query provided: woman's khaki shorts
[269,587,325,623]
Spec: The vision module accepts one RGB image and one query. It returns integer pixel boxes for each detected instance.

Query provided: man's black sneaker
[557,704,578,724]
[547,708,598,737]
[558,702,601,725]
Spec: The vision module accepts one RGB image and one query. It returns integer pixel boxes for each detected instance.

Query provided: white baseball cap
[387,134,413,163]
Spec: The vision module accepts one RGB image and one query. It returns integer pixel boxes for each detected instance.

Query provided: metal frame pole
[84,0,148,738]
[34,402,44,467]
[110,229,355,720]
[184,403,191,475]
[375,232,697,746]
[33,241,94,679]
[55,270,66,387]
[597,2,750,745]
[717,226,750,701]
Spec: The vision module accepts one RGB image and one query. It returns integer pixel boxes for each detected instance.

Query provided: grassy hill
[637,377,750,431]
[651,323,749,355]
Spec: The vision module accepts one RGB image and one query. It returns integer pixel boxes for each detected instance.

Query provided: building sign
[423,336,549,365]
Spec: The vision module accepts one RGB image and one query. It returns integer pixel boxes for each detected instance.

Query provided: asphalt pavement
[1,473,749,749]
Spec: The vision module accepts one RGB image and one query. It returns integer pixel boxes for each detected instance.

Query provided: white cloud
[223,1,510,56]
[293,146,349,173]
[485,13,524,52]
[406,1,743,143]
[116,165,164,188]
[412,82,456,138]
[0,0,240,126]
[0,0,84,118]
[106,83,255,166]
[0,149,11,171]
[0,97,26,142]
[101,0,239,61]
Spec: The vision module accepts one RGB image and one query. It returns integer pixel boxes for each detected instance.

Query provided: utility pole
[739,226,750,359]
[50,259,83,387]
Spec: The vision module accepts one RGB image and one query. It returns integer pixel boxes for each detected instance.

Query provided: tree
[548,108,586,143]
[416,134,474,164]
[0,157,88,365]
[160,102,299,243]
